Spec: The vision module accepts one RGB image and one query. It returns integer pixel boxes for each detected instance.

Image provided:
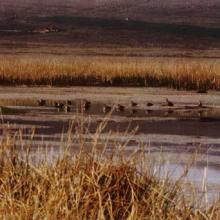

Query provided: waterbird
[146,102,153,107]
[116,104,125,112]
[83,100,91,111]
[103,104,111,113]
[37,99,46,106]
[131,101,138,107]
[64,105,71,113]
[166,98,174,107]
[67,100,72,105]
[198,109,205,118]
[54,102,59,108]
[198,101,203,108]
[55,102,64,111]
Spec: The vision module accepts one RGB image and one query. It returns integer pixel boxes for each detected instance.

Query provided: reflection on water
[155,162,220,205]
[1,98,220,121]
[1,98,220,206]
[15,141,220,206]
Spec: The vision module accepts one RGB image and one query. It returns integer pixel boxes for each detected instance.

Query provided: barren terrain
[1,0,220,27]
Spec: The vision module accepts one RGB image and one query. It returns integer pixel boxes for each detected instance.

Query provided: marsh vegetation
[0,57,219,90]
[1,1,220,219]
[0,119,219,220]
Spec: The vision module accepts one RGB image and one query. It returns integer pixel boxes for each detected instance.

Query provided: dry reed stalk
[0,117,219,219]
[0,56,219,89]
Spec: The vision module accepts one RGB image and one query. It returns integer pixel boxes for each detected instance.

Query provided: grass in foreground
[0,121,219,220]
[0,56,220,90]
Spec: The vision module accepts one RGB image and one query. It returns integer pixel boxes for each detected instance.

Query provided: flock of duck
[37,98,206,114]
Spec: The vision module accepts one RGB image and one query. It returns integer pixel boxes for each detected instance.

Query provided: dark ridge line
[37,16,220,38]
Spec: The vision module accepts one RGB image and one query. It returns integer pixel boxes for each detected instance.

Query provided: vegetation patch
[0,124,219,219]
[0,57,219,90]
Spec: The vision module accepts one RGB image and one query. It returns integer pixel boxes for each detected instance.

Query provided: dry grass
[0,56,220,90]
[0,118,219,219]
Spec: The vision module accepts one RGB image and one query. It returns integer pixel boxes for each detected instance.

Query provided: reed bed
[0,56,219,90]
[0,118,219,220]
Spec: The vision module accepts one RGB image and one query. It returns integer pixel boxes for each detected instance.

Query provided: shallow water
[17,142,220,206]
[0,87,220,205]
[158,163,220,206]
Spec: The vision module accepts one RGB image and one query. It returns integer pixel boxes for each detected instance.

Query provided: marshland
[0,86,219,219]
[0,56,220,90]
[0,0,220,219]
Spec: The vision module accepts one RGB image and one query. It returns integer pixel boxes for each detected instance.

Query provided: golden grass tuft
[0,123,219,219]
[0,56,219,90]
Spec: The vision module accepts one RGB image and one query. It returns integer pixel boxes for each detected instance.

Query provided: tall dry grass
[0,118,219,219]
[0,56,219,90]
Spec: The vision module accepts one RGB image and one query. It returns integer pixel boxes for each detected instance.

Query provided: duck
[37,99,46,106]
[103,104,111,113]
[116,104,125,112]
[146,102,153,107]
[54,102,59,108]
[131,101,138,107]
[166,98,174,107]
[198,109,204,118]
[55,102,64,111]
[67,100,72,105]
[64,105,71,113]
[198,101,203,108]
[83,100,91,111]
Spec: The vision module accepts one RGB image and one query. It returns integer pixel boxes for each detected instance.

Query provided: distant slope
[0,0,219,57]
[0,15,219,52]
[0,0,220,27]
